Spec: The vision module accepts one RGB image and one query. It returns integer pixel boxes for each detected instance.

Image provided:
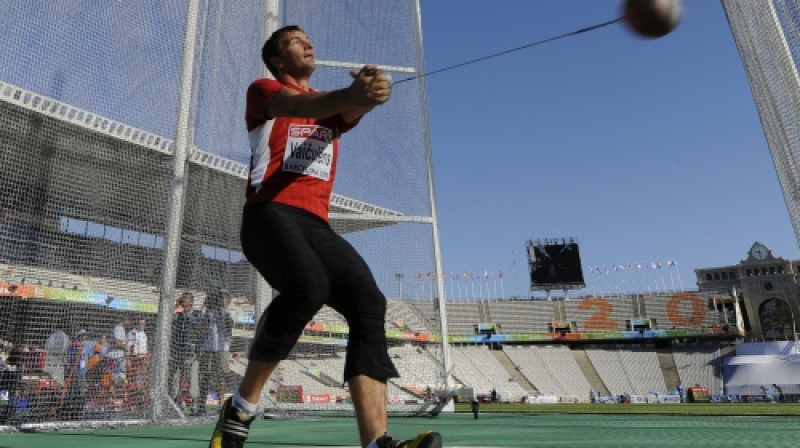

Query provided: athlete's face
[274,30,315,77]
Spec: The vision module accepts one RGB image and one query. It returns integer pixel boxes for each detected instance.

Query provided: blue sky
[419,0,799,298]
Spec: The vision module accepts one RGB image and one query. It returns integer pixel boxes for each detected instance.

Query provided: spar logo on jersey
[288,124,332,142]
[283,124,334,180]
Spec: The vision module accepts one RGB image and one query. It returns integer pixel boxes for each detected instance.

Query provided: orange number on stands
[579,297,618,330]
[666,293,706,327]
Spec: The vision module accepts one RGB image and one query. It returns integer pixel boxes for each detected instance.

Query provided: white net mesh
[0,0,448,427]
[722,0,800,247]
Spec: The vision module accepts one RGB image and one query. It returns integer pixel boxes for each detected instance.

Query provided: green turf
[2,406,800,447]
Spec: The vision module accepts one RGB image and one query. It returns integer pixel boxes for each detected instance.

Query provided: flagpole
[599,267,606,298]
[635,265,643,298]
[449,275,453,300]
[669,268,675,293]
[596,269,602,298]
[651,263,662,295]
[471,274,476,301]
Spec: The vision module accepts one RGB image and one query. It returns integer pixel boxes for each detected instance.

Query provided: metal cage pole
[412,0,454,402]
[250,0,281,323]
[151,0,201,421]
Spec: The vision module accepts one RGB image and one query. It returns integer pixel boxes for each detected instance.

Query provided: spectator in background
[174,294,187,313]
[10,390,29,419]
[6,345,36,372]
[86,335,108,409]
[44,318,70,384]
[470,389,480,420]
[170,292,201,410]
[127,318,149,387]
[61,329,91,420]
[197,288,231,415]
[108,315,131,380]
[222,292,236,356]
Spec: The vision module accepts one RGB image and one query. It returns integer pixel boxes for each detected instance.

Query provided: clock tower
[748,242,770,261]
[696,242,799,341]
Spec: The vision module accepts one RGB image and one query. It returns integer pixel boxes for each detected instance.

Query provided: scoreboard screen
[527,239,585,289]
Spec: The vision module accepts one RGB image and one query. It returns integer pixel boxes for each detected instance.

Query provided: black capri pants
[240,202,399,382]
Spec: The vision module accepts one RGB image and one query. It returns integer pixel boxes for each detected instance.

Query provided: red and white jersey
[245,78,360,221]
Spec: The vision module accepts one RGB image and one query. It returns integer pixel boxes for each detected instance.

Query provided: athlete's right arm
[267,65,389,119]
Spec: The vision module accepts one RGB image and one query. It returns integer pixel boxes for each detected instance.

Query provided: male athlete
[208,25,442,448]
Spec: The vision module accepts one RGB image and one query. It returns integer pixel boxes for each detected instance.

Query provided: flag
[450,272,455,280]
[470,271,475,279]
[484,270,489,278]
[498,270,504,278]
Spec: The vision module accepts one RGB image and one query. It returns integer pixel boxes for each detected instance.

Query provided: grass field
[3,402,800,447]
[5,409,800,448]
[454,401,800,416]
